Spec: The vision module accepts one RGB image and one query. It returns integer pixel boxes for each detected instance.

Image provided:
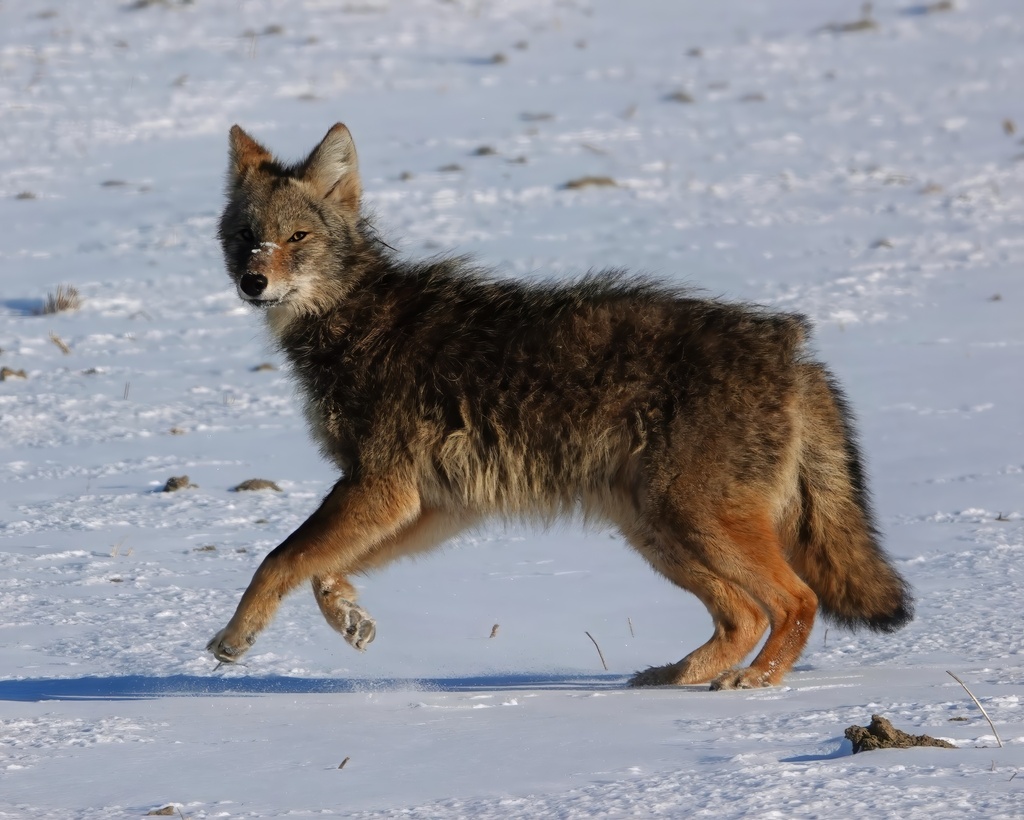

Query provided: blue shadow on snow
[1,298,46,316]
[780,741,854,762]
[0,672,629,702]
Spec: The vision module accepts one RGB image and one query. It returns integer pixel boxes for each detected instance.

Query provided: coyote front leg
[207,475,420,663]
[311,509,474,651]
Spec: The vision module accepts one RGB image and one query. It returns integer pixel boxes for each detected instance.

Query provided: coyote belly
[207,122,913,689]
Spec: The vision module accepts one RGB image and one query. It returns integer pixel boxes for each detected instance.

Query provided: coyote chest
[300,393,352,473]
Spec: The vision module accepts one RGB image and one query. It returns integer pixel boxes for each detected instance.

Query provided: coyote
[208,123,912,689]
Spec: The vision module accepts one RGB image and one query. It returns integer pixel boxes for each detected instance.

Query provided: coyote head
[217,123,365,334]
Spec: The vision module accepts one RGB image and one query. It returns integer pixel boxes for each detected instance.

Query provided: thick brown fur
[208,122,913,689]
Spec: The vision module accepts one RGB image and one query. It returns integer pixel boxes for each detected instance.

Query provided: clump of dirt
[231,478,281,492]
[561,175,617,190]
[845,714,956,753]
[162,475,197,492]
[664,89,695,103]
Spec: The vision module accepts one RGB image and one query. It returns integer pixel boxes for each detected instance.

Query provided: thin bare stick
[338,756,350,769]
[947,670,1003,748]
[585,631,608,671]
[627,617,634,638]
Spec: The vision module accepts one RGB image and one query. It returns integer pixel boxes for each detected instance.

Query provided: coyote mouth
[241,290,295,309]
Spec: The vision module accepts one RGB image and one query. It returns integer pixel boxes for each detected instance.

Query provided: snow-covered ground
[2,0,1023,816]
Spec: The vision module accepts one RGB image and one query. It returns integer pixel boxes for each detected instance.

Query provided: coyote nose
[240,272,268,297]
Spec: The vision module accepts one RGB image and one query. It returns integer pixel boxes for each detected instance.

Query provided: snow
[1,0,1023,816]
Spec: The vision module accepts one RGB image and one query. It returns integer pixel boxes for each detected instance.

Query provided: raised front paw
[207,626,256,663]
[323,597,377,651]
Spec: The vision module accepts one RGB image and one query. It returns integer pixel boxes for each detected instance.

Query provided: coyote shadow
[0,672,629,702]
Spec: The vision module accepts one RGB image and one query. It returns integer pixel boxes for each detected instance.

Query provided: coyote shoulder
[208,122,912,689]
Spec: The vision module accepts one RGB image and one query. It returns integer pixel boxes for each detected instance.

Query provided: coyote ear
[227,125,272,185]
[303,123,361,212]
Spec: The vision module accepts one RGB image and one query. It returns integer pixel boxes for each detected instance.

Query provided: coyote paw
[322,597,377,652]
[207,627,256,664]
[709,667,774,691]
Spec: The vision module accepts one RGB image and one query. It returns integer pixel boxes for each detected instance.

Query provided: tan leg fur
[207,475,421,662]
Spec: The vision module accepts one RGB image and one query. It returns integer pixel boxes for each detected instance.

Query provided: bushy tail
[788,364,913,632]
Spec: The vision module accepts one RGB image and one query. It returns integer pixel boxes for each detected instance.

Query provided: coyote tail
[789,364,913,632]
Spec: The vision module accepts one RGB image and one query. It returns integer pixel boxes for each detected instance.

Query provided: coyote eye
[288,231,308,243]
[237,227,255,243]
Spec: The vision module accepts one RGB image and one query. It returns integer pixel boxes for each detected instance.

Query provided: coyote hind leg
[627,543,769,687]
[627,496,816,690]
[706,507,818,690]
